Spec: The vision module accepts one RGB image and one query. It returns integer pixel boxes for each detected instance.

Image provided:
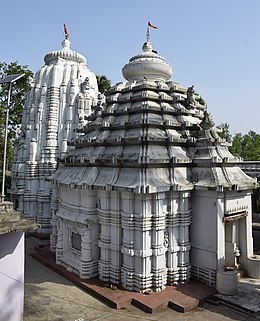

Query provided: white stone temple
[10,33,100,233]
[50,40,258,292]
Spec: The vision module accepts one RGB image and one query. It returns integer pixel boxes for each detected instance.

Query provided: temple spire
[63,23,69,40]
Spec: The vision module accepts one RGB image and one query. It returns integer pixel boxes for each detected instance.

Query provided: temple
[49,39,258,292]
[10,33,100,233]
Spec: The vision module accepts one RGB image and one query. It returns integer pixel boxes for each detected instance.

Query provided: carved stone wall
[11,38,99,233]
[51,184,192,292]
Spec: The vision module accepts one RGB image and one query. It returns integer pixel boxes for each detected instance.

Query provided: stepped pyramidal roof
[52,41,255,192]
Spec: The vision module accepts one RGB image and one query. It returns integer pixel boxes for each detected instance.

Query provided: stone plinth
[216,269,238,295]
[247,256,260,278]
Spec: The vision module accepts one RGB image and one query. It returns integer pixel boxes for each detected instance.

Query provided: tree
[240,131,260,160]
[217,122,232,143]
[96,75,111,94]
[230,133,243,157]
[0,61,33,170]
[217,123,260,161]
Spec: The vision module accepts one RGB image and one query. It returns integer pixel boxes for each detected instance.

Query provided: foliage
[238,131,260,160]
[217,122,232,143]
[96,75,111,94]
[218,123,260,161]
[0,61,33,170]
[230,132,243,157]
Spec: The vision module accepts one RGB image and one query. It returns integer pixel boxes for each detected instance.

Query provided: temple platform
[32,243,216,314]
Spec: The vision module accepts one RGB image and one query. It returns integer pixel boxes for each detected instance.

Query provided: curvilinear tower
[10,27,100,233]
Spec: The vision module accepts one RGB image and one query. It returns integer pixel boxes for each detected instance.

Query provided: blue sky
[0,0,259,134]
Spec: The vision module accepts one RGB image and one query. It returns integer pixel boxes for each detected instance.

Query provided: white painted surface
[11,37,99,233]
[50,41,257,291]
[0,232,24,321]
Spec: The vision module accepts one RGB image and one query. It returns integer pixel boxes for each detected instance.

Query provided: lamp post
[0,73,24,202]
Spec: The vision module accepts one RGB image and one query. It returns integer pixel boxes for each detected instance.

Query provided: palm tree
[96,75,111,94]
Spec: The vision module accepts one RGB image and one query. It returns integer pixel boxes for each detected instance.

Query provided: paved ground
[216,278,260,313]
[24,234,260,321]
[32,243,217,313]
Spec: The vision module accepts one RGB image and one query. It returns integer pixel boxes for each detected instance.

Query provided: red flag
[63,23,69,39]
[148,21,158,29]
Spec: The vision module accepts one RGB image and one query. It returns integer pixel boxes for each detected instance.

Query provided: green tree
[217,122,232,143]
[240,134,252,160]
[217,123,260,160]
[224,129,260,161]
[96,75,111,94]
[230,132,243,157]
[0,61,33,170]
[241,131,260,160]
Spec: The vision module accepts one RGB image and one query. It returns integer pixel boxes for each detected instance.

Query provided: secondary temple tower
[10,32,100,233]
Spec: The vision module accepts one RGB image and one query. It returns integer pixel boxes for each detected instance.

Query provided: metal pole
[146,26,150,42]
[1,82,11,201]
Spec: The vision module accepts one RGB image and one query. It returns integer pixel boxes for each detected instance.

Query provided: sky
[0,0,259,134]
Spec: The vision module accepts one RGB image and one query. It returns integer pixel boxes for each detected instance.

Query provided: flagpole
[146,26,150,42]
[63,23,69,39]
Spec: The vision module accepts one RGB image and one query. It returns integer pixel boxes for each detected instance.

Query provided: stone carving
[200,110,215,130]
[97,93,106,107]
[164,231,169,248]
[81,77,90,92]
[186,85,196,108]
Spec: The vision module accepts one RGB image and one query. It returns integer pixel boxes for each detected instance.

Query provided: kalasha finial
[63,23,69,39]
